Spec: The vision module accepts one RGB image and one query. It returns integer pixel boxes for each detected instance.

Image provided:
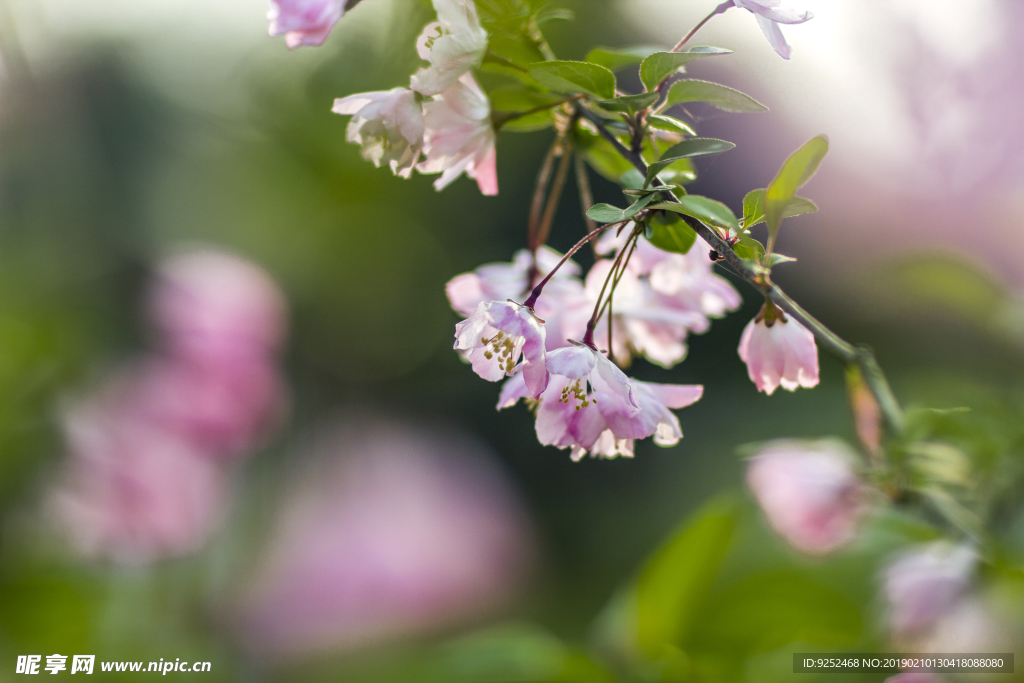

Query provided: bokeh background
[1,0,1023,681]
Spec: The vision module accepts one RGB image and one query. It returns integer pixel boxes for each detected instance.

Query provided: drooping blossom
[883,542,977,641]
[731,0,813,60]
[419,73,498,195]
[746,440,866,554]
[454,300,548,396]
[738,302,819,395]
[332,89,425,179]
[884,675,942,683]
[590,233,740,366]
[446,247,590,350]
[235,416,533,656]
[268,0,348,49]
[48,372,228,565]
[409,0,488,97]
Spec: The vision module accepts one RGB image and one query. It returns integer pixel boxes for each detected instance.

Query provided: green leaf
[765,253,797,267]
[487,85,561,132]
[764,135,828,246]
[535,7,574,24]
[741,188,818,228]
[648,218,697,254]
[663,79,768,113]
[619,168,646,190]
[529,60,616,99]
[644,138,735,187]
[647,114,696,136]
[650,196,738,231]
[639,46,733,91]
[584,46,657,72]
[596,92,660,114]
[587,194,656,223]
[635,498,738,656]
[733,234,765,262]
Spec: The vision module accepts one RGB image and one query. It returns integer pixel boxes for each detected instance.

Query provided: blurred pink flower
[746,440,866,554]
[454,300,548,397]
[332,88,425,179]
[236,416,533,656]
[268,0,347,49]
[49,384,227,565]
[884,542,977,640]
[446,247,589,350]
[732,0,813,60]
[419,74,498,195]
[409,0,488,97]
[738,307,819,395]
[150,249,287,367]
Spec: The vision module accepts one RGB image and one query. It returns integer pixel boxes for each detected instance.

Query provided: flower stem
[583,224,641,348]
[670,0,735,53]
[578,107,906,436]
[523,221,625,310]
[492,95,585,131]
[574,154,600,249]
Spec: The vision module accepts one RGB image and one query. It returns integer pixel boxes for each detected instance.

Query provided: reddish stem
[523,221,624,310]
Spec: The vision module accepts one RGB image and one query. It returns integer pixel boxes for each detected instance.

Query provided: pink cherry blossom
[746,440,866,554]
[884,675,942,683]
[409,0,488,97]
[732,0,813,60]
[738,305,819,395]
[884,542,977,640]
[332,88,425,179]
[150,249,287,366]
[268,0,347,49]
[48,383,228,565]
[419,74,498,195]
[236,416,532,656]
[446,247,589,350]
[454,300,548,396]
[572,380,703,461]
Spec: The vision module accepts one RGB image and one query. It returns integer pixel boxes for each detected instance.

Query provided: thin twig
[574,154,600,249]
[527,138,560,253]
[577,106,905,435]
[524,221,626,310]
[534,135,575,250]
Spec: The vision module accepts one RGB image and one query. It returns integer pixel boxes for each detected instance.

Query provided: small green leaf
[647,114,696,136]
[663,79,768,113]
[587,193,656,223]
[584,46,657,72]
[733,235,765,262]
[575,128,635,182]
[596,92,660,114]
[535,7,574,24]
[619,168,646,189]
[765,135,828,247]
[742,188,818,228]
[645,138,735,187]
[530,60,616,99]
[765,253,797,267]
[650,196,738,231]
[639,46,733,91]
[648,218,697,254]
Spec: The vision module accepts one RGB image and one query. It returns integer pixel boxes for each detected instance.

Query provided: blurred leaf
[662,79,768,113]
[645,138,735,187]
[650,196,738,231]
[596,92,660,114]
[529,61,616,99]
[764,253,797,267]
[635,498,738,657]
[639,47,733,91]
[693,570,862,653]
[488,85,560,131]
[587,194,655,223]
[576,127,637,182]
[741,188,818,228]
[584,46,657,72]
[765,136,828,248]
[733,234,765,262]
[648,218,697,254]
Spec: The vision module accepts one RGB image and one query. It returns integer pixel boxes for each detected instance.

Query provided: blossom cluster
[444,233,818,460]
[48,249,289,564]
